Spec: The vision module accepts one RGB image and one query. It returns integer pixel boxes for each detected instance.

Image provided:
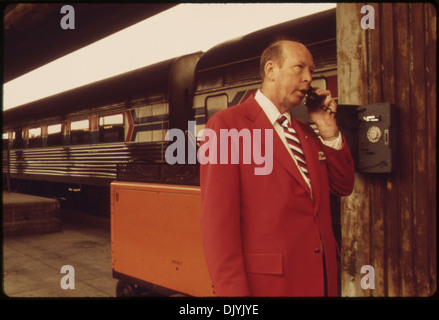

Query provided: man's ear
[264,60,277,82]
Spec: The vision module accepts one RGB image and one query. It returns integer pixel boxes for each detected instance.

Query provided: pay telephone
[356,102,397,173]
[337,102,397,173]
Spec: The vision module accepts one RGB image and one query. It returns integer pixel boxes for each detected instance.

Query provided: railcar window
[2,133,8,150]
[99,114,124,143]
[70,119,90,145]
[206,94,228,120]
[152,104,168,142]
[71,119,89,130]
[47,124,62,146]
[127,103,169,143]
[99,114,123,126]
[48,124,62,134]
[28,127,42,148]
[309,78,327,91]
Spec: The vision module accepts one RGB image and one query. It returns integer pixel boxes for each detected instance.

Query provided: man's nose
[303,69,312,82]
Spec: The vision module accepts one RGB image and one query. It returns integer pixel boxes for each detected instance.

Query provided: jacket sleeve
[321,134,355,197]
[199,114,251,297]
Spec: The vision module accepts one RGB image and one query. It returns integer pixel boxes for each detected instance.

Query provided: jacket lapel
[243,97,312,196]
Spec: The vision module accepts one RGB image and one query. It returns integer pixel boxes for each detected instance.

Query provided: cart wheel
[116,280,140,297]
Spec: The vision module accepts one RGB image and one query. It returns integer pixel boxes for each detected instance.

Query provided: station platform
[3,206,117,298]
[3,191,62,236]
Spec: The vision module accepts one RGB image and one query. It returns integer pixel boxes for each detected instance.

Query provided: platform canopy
[3,3,176,83]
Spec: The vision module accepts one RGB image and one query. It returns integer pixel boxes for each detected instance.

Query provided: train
[3,9,336,204]
[2,51,202,213]
[3,9,339,296]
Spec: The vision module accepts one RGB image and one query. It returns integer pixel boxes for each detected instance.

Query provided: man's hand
[307,88,339,141]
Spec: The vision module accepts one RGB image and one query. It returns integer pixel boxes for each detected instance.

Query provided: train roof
[196,8,336,73]
[3,52,202,131]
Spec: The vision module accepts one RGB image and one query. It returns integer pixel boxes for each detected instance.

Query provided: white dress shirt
[254,89,343,191]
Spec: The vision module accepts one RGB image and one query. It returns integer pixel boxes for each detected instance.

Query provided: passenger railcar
[3,52,201,210]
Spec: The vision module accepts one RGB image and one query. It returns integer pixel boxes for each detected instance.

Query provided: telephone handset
[304,87,335,115]
[304,86,325,109]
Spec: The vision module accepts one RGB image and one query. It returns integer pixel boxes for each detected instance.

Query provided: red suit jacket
[200,95,355,297]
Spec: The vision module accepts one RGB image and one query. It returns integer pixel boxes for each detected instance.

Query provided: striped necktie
[277,115,311,185]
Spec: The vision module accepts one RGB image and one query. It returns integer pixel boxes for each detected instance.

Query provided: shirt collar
[254,89,291,125]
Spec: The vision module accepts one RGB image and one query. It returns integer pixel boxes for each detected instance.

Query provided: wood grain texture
[337,3,436,297]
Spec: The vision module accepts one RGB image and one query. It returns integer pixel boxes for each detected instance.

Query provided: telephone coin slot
[363,115,381,122]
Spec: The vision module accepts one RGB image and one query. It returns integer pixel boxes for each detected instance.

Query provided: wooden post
[337,3,370,297]
[337,3,436,297]
[6,133,11,192]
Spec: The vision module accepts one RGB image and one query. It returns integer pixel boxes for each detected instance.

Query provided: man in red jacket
[200,40,355,297]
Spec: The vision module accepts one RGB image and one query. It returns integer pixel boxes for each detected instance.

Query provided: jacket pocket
[244,252,283,275]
